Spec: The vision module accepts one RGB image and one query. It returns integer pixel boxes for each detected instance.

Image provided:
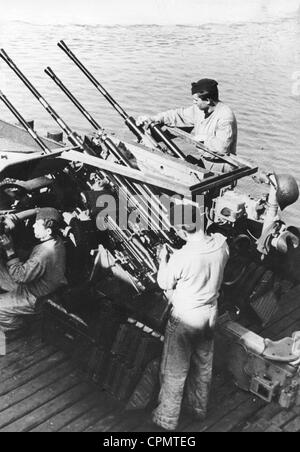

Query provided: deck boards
[0,361,75,413]
[60,392,121,432]
[1,286,300,432]
[32,392,109,432]
[3,382,93,432]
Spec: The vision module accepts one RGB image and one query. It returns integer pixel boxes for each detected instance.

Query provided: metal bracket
[250,375,279,402]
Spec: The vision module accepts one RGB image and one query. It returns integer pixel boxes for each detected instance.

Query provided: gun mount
[1,43,300,409]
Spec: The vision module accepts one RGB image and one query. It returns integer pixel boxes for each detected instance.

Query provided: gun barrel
[0,48,184,290]
[58,41,188,160]
[57,41,129,121]
[45,66,101,131]
[106,216,157,276]
[0,50,172,239]
[0,52,143,215]
[0,48,86,153]
[0,91,50,155]
[57,41,164,149]
[45,66,172,233]
[150,124,186,160]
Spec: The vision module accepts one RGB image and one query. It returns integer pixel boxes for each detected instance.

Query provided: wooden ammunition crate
[42,299,96,370]
[41,286,163,402]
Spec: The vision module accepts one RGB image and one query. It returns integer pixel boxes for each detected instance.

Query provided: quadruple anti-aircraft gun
[1,42,300,409]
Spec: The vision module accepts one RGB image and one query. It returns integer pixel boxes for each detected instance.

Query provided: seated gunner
[0,207,67,331]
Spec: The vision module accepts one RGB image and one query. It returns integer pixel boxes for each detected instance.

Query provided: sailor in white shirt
[152,206,229,431]
[137,78,237,171]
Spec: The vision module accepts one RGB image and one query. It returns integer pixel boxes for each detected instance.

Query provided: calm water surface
[0,18,300,221]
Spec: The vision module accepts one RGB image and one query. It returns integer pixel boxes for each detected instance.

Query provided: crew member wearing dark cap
[137,78,237,170]
[152,205,229,431]
[0,207,67,331]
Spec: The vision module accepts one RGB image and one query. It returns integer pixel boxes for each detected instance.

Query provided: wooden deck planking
[83,403,146,433]
[32,392,110,432]
[283,415,300,432]
[0,286,300,432]
[3,382,93,432]
[0,349,64,393]
[0,366,86,432]
[129,288,300,433]
[0,361,75,414]
[132,373,237,432]
[268,410,299,428]
[75,287,300,433]
[242,406,300,432]
[0,361,78,430]
[237,403,283,432]
[60,392,122,433]
[106,410,154,433]
[1,336,46,371]
[5,333,34,355]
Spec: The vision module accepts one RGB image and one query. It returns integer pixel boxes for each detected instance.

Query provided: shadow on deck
[1,285,300,432]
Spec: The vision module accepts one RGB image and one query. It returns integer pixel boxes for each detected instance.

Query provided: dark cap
[191,78,218,96]
[36,207,62,224]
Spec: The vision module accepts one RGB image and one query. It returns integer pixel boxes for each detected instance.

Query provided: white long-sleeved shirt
[157,233,229,326]
[153,102,237,156]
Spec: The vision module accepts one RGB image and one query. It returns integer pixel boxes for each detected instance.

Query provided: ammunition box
[41,287,163,403]
[42,299,95,370]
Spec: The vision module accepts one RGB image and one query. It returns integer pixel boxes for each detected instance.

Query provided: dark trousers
[152,305,216,431]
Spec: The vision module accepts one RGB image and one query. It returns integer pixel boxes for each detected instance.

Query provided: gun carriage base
[0,42,300,418]
[1,118,300,415]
